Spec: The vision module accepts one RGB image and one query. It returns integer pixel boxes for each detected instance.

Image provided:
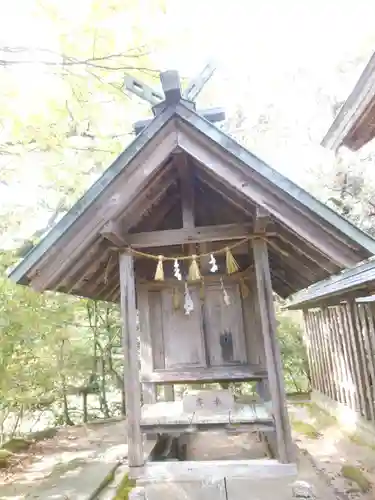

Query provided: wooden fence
[303,301,375,423]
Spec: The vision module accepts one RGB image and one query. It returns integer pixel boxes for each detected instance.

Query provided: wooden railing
[303,301,375,423]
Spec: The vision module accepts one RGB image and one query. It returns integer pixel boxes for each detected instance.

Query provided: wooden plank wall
[303,301,375,423]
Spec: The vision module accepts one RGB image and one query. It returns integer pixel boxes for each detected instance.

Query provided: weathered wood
[254,206,270,233]
[341,303,362,412]
[141,401,273,431]
[328,307,346,404]
[346,301,371,418]
[119,253,143,468]
[148,291,164,370]
[364,303,375,413]
[313,310,328,396]
[253,238,294,463]
[177,128,361,267]
[125,223,251,248]
[137,288,156,404]
[184,61,216,101]
[124,74,163,106]
[204,283,247,366]
[178,153,195,229]
[30,124,178,291]
[322,307,341,402]
[358,304,375,421]
[350,302,374,421]
[134,192,180,233]
[182,389,234,413]
[101,220,127,247]
[337,305,357,411]
[121,166,177,232]
[160,70,181,104]
[242,273,266,368]
[302,311,317,392]
[161,287,206,368]
[141,365,267,384]
[320,308,337,401]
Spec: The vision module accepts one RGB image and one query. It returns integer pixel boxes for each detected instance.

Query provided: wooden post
[119,253,143,469]
[253,238,294,463]
[346,301,371,419]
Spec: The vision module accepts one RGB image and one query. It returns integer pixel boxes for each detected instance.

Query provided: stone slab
[137,459,297,483]
[144,478,226,500]
[225,476,294,500]
[25,459,120,500]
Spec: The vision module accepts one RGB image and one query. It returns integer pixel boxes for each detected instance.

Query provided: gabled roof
[286,257,375,309]
[9,101,375,301]
[322,52,375,151]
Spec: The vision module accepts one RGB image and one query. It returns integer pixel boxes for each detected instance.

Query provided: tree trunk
[82,392,88,423]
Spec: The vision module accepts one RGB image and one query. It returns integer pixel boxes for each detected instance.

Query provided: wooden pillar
[119,253,143,469]
[253,238,294,463]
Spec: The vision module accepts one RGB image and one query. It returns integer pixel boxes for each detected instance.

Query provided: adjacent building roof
[287,257,375,309]
[8,100,375,301]
[321,52,375,151]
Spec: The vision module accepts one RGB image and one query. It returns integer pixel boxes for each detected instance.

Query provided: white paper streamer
[184,282,194,315]
[209,253,218,273]
[220,277,231,306]
[173,259,182,280]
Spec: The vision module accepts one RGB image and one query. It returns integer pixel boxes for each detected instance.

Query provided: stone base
[311,390,375,445]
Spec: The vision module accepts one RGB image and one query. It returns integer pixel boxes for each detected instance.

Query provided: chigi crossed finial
[124,61,226,134]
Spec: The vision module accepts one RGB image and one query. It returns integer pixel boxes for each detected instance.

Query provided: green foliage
[291,420,321,439]
[341,464,371,493]
[276,305,311,393]
[114,473,136,500]
[307,403,337,428]
[0,250,124,440]
[0,449,13,468]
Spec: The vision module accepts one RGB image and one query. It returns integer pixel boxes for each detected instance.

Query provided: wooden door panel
[161,287,206,368]
[204,283,247,366]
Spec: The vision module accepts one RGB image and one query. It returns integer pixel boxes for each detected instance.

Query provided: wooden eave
[321,52,375,151]
[286,257,375,309]
[8,101,375,302]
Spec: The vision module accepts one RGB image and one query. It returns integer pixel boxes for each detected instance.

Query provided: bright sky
[1,0,375,245]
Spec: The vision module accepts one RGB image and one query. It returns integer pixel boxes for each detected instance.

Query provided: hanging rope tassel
[240,278,250,299]
[188,254,201,281]
[225,247,239,274]
[154,255,165,281]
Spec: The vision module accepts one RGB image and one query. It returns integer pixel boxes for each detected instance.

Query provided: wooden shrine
[9,67,375,498]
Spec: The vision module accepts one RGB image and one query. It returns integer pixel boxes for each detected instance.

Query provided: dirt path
[2,404,375,499]
[0,419,128,499]
[289,402,375,499]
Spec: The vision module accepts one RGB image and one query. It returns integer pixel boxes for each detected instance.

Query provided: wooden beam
[160,70,181,104]
[101,221,128,247]
[178,154,195,229]
[196,168,254,218]
[253,238,294,463]
[125,223,251,248]
[254,207,270,233]
[135,192,179,232]
[119,253,143,471]
[178,129,361,267]
[29,124,178,292]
